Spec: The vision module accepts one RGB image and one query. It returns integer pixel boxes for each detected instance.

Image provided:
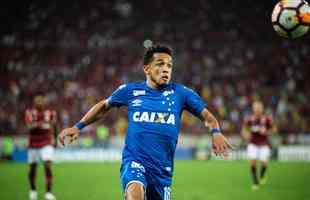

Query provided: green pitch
[0,160,309,200]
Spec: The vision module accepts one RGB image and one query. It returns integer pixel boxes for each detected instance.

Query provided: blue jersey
[108,82,206,186]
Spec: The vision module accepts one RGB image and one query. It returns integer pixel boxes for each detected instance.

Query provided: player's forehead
[152,53,172,63]
[34,95,45,102]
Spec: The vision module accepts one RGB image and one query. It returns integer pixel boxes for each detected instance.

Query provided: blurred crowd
[0,0,310,139]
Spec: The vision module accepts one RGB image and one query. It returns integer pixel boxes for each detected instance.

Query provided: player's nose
[162,65,170,73]
[161,70,170,78]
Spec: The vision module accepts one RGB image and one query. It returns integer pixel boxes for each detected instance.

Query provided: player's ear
[143,64,150,75]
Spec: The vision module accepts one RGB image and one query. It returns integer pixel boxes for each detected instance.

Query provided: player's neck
[146,78,170,90]
[146,79,160,90]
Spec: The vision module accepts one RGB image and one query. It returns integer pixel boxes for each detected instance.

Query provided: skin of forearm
[79,100,110,125]
[201,109,220,130]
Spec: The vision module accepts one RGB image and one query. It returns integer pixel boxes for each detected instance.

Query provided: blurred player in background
[242,101,274,190]
[25,93,57,200]
[58,44,233,200]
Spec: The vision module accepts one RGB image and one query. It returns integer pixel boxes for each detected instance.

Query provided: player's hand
[212,133,234,157]
[58,127,80,146]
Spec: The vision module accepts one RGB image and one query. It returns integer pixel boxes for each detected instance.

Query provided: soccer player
[58,45,233,200]
[241,101,273,190]
[25,93,57,200]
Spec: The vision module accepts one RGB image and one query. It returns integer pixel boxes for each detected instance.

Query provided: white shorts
[247,143,270,162]
[28,145,54,163]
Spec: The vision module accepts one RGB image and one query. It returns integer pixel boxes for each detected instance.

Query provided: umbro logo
[132,99,143,107]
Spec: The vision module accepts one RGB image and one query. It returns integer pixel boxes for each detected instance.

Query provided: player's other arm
[51,110,58,147]
[241,123,251,141]
[200,108,233,156]
[260,117,276,136]
[25,109,37,130]
[52,123,58,147]
[58,99,111,146]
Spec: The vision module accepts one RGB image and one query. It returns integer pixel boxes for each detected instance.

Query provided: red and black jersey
[25,108,57,148]
[243,114,273,146]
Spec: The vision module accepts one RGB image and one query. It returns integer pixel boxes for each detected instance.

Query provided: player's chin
[158,79,170,85]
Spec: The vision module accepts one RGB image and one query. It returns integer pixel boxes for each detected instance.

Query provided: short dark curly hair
[143,44,173,65]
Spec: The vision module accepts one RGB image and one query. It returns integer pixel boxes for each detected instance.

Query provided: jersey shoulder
[171,83,192,93]
[171,83,200,99]
[117,82,146,90]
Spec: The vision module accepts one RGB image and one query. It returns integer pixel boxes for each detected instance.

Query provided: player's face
[252,101,264,116]
[34,95,46,108]
[144,53,173,88]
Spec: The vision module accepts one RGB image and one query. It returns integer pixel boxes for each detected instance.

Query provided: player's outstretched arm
[58,99,111,146]
[241,125,250,142]
[200,108,233,157]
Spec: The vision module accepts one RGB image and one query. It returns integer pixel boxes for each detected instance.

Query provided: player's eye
[156,62,172,68]
[156,62,164,66]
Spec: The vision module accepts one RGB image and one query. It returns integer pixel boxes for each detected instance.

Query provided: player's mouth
[161,75,169,82]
